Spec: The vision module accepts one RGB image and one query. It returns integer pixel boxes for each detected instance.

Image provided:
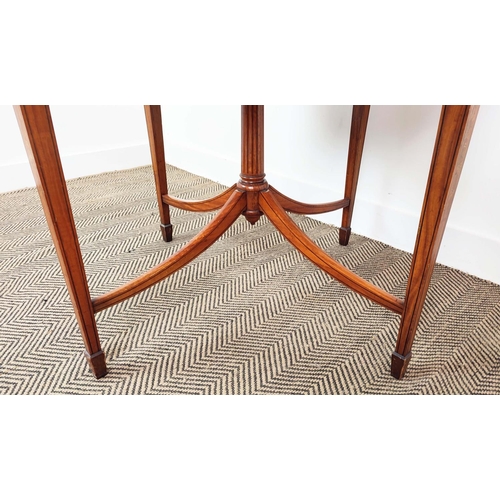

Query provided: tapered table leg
[14,104,479,382]
[339,105,370,245]
[391,105,479,379]
[145,105,173,242]
[14,106,107,378]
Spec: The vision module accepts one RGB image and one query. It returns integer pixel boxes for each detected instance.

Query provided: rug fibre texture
[1,165,500,395]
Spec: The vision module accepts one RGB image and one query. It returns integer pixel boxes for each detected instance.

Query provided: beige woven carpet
[1,165,499,395]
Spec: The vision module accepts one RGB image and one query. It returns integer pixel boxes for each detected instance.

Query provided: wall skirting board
[1,144,151,193]
[2,139,499,286]
[163,140,500,287]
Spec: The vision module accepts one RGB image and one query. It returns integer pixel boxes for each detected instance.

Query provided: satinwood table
[14,105,479,380]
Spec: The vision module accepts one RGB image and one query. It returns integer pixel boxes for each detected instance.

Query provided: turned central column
[238,105,268,224]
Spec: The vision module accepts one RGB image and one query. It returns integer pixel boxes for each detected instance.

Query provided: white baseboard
[0,143,151,193]
[165,141,500,286]
[2,140,498,285]
[164,140,239,189]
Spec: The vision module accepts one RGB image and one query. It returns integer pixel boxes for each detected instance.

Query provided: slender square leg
[14,106,107,378]
[145,105,173,242]
[391,105,479,379]
[339,105,370,245]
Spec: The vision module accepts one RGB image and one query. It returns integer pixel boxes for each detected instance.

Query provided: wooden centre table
[14,105,479,380]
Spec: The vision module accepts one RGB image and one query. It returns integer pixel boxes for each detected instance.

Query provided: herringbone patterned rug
[1,165,499,394]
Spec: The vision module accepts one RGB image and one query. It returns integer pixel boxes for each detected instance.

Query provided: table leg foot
[391,351,412,379]
[84,350,108,379]
[160,223,173,242]
[339,226,351,246]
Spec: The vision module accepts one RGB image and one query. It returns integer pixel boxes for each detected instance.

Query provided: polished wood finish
[162,184,237,212]
[92,190,246,312]
[14,106,107,378]
[340,105,370,245]
[145,105,173,242]
[16,104,478,380]
[260,190,404,314]
[391,105,479,379]
[268,186,349,215]
[238,105,267,225]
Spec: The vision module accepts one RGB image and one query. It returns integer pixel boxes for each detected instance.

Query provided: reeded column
[238,105,268,224]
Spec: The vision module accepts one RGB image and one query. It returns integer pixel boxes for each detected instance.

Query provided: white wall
[1,105,499,285]
[0,106,151,192]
